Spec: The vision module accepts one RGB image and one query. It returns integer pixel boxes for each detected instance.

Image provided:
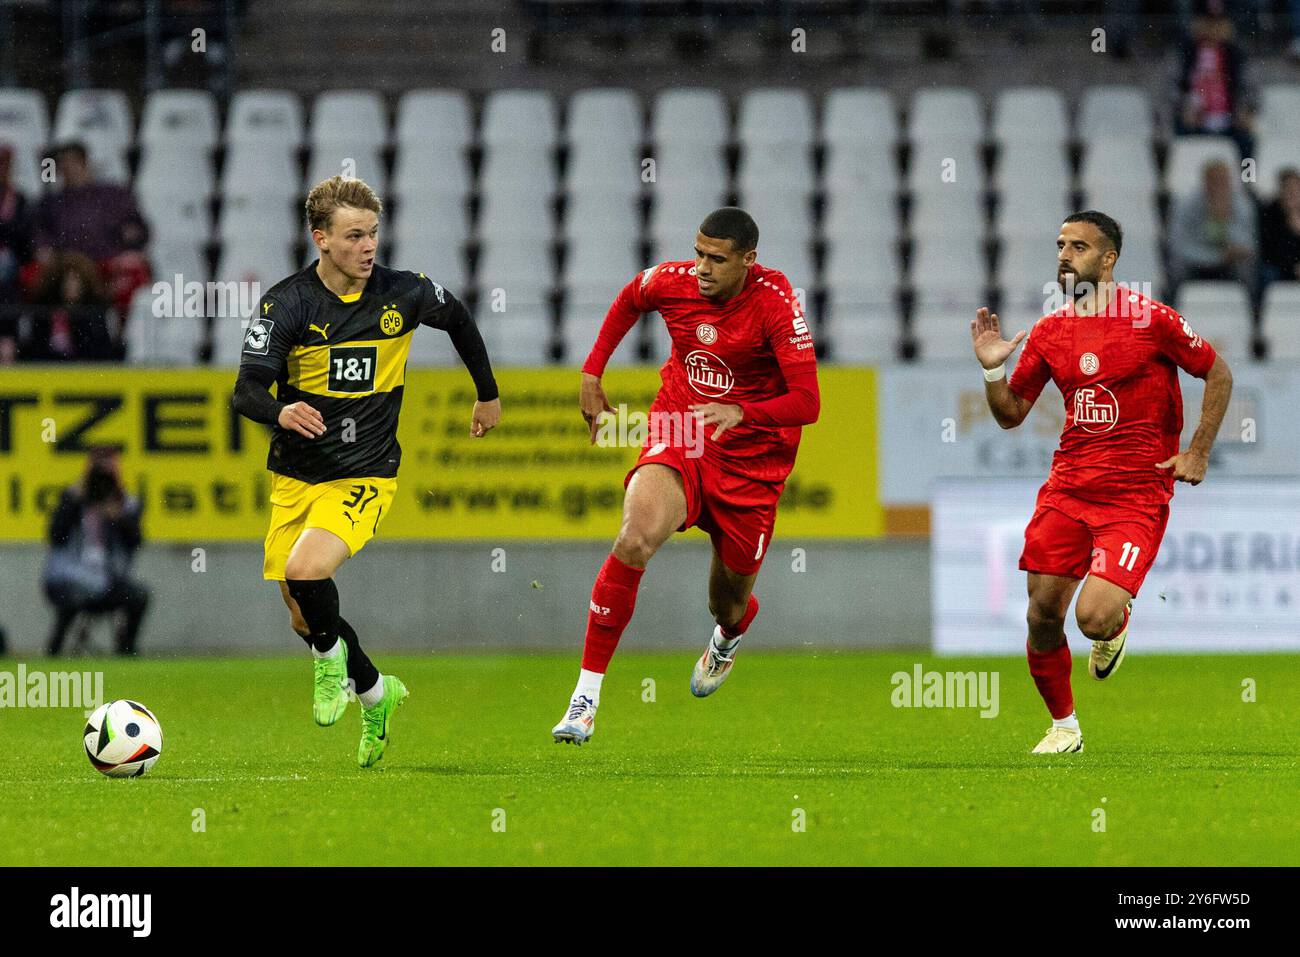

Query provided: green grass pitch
[1,651,1296,866]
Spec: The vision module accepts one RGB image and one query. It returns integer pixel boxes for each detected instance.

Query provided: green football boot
[312,640,350,727]
[358,675,409,768]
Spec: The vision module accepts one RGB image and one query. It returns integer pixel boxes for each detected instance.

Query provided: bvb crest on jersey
[379,305,404,336]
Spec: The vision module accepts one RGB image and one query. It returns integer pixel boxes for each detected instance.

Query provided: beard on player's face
[1059,259,1102,299]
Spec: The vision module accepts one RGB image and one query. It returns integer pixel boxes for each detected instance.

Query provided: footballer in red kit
[552,207,820,744]
[973,210,1233,755]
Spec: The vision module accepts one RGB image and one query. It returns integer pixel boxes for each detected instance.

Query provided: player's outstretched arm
[971,306,1033,429]
[1157,354,1232,485]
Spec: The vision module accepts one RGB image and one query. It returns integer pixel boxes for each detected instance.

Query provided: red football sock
[1026,640,1075,720]
[721,593,759,639]
[580,554,645,674]
[1103,603,1131,641]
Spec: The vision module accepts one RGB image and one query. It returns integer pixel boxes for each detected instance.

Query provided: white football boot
[552,694,596,745]
[690,626,739,698]
[1089,598,1133,681]
[1031,726,1085,754]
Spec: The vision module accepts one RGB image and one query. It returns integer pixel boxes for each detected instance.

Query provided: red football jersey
[585,260,818,483]
[1008,285,1218,506]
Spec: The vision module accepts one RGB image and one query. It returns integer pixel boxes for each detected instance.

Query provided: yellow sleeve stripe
[287,334,412,397]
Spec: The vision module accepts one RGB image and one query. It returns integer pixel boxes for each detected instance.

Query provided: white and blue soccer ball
[83,700,163,778]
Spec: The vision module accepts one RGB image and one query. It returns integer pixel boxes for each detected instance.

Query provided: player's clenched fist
[971,306,1027,370]
[471,398,501,438]
[580,372,615,445]
[278,401,325,439]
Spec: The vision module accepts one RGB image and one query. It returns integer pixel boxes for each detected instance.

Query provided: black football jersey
[238,262,467,484]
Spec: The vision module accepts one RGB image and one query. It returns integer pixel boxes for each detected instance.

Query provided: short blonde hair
[305,176,383,233]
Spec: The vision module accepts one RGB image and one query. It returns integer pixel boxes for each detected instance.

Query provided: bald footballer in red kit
[551,207,820,745]
[974,210,1233,755]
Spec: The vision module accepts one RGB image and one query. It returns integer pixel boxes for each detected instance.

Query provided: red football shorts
[1020,483,1170,597]
[626,441,782,576]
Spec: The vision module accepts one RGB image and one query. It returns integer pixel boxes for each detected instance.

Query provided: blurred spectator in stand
[0,143,31,366]
[1173,0,1256,160]
[16,251,119,360]
[28,140,151,319]
[1169,159,1258,293]
[43,447,149,657]
[1260,168,1300,286]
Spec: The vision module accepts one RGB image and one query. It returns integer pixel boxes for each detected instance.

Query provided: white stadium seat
[823,240,902,303]
[1175,281,1253,358]
[481,90,558,148]
[395,89,472,148]
[1261,282,1300,359]
[218,192,298,245]
[148,238,207,290]
[226,89,303,147]
[1165,136,1241,197]
[737,88,814,147]
[566,142,645,199]
[136,143,216,202]
[391,193,470,249]
[1078,85,1152,142]
[310,90,387,146]
[391,143,470,201]
[994,142,1071,195]
[563,235,642,305]
[737,141,815,198]
[562,190,640,242]
[908,140,985,193]
[824,294,902,363]
[735,191,813,244]
[1257,84,1300,137]
[823,88,897,148]
[0,88,49,151]
[53,88,133,153]
[477,189,554,242]
[305,142,387,195]
[405,324,461,367]
[389,239,467,292]
[214,239,295,291]
[995,190,1072,242]
[568,88,643,149]
[124,289,205,366]
[476,238,555,305]
[139,90,219,149]
[912,307,979,360]
[479,145,559,198]
[650,142,728,198]
[908,88,984,145]
[822,192,901,245]
[993,87,1069,145]
[1081,186,1161,238]
[477,304,554,364]
[911,189,986,237]
[652,88,729,149]
[1252,133,1300,199]
[221,140,301,200]
[910,236,989,305]
[822,141,898,201]
[1079,136,1159,196]
[140,190,213,244]
[998,235,1061,292]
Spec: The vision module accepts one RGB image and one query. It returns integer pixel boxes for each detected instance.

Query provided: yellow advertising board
[0,366,881,541]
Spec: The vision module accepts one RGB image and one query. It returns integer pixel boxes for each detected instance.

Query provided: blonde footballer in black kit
[232,176,501,767]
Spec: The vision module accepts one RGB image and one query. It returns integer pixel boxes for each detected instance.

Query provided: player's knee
[283,554,330,581]
[613,526,659,567]
[1075,604,1118,641]
[1026,602,1065,640]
